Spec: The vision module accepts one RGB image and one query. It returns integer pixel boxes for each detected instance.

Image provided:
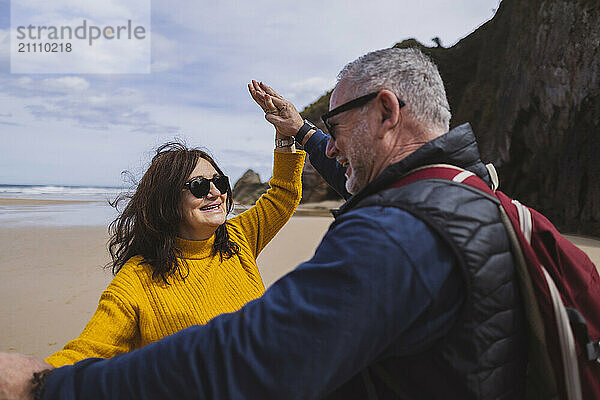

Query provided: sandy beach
[0,211,335,360]
[1,199,599,361]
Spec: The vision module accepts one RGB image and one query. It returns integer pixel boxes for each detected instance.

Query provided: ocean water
[0,185,241,227]
[0,185,124,227]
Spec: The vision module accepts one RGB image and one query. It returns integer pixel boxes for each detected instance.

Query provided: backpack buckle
[586,341,600,363]
[567,308,600,361]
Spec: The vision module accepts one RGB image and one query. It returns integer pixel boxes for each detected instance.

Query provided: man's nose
[325,135,337,159]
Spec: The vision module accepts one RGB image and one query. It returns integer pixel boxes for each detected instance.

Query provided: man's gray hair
[337,48,451,131]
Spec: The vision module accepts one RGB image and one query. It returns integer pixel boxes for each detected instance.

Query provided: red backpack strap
[390,164,494,195]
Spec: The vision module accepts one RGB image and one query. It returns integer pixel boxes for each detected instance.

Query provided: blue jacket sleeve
[43,206,460,400]
[303,130,352,199]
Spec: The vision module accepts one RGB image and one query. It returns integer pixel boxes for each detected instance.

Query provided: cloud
[150,32,199,73]
[14,0,148,24]
[0,28,8,70]
[23,92,180,133]
[41,76,89,92]
[10,76,90,95]
[0,109,18,125]
[220,148,272,169]
[283,76,335,106]
[0,77,179,133]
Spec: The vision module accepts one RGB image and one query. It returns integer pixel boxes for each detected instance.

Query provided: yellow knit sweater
[46,150,305,367]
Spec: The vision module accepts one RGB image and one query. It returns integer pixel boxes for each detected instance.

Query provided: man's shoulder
[330,204,442,248]
[320,203,458,298]
[335,203,424,226]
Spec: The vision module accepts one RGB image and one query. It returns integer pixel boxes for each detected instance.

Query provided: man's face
[325,81,375,194]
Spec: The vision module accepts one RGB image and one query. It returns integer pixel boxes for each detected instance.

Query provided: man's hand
[0,353,51,400]
[248,80,304,137]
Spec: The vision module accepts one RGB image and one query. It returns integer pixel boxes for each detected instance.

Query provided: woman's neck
[177,226,217,241]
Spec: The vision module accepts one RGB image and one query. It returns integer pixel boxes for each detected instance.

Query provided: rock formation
[300,0,599,235]
[232,169,269,205]
[298,158,341,203]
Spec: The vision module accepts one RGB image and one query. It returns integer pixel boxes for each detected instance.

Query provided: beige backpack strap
[501,201,582,400]
[485,163,499,191]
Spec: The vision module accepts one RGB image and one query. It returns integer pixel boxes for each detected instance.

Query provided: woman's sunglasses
[184,175,230,198]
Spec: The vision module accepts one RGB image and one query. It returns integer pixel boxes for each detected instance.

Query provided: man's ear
[375,90,401,138]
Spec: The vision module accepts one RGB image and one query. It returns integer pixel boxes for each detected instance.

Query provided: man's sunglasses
[320,91,405,138]
[184,175,230,198]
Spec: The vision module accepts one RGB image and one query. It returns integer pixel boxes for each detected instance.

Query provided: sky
[0,0,501,187]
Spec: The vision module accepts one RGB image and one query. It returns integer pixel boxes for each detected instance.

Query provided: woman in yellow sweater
[46,126,305,366]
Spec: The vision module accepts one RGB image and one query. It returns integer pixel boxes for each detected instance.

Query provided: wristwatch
[295,119,318,145]
[275,136,295,148]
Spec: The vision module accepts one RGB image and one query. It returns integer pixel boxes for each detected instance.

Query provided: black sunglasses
[184,175,230,198]
[320,91,405,138]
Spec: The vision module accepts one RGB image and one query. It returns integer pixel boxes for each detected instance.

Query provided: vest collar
[334,123,490,218]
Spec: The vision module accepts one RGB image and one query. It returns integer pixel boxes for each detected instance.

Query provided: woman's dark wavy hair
[107,141,239,284]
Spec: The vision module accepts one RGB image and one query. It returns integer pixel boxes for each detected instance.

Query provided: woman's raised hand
[248,80,304,137]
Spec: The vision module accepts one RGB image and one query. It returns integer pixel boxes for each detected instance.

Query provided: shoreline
[0,198,97,205]
[3,197,343,218]
[235,200,344,217]
[5,197,599,241]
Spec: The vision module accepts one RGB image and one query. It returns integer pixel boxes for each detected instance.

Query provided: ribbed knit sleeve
[228,150,304,258]
[44,267,141,367]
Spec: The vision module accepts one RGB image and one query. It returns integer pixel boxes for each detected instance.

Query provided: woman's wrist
[271,150,305,189]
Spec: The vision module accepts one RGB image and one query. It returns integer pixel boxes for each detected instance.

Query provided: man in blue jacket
[0,47,526,399]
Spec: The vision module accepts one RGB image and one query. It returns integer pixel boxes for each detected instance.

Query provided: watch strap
[295,120,317,145]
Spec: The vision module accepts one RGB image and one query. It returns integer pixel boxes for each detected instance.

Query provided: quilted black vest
[325,124,527,399]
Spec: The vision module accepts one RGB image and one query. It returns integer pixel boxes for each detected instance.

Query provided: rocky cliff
[300,0,599,235]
